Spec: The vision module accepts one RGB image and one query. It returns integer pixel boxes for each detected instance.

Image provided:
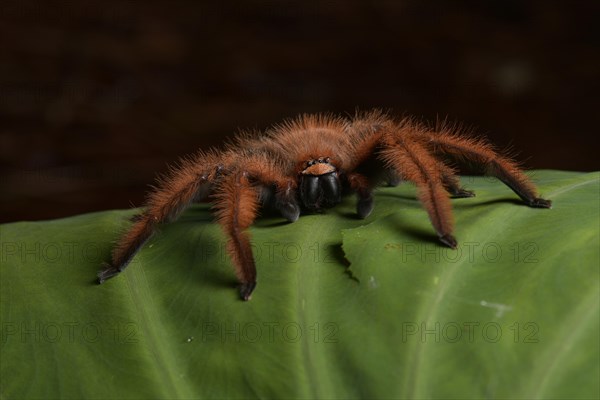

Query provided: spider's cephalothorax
[99,110,551,300]
[299,157,342,211]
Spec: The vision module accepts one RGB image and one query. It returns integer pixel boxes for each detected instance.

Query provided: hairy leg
[213,172,260,300]
[380,127,458,249]
[346,172,375,218]
[214,152,299,300]
[437,162,475,198]
[349,112,472,197]
[417,126,551,208]
[98,151,221,282]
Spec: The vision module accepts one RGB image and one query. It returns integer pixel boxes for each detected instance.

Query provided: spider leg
[98,152,220,283]
[346,172,375,218]
[213,172,260,301]
[384,157,474,198]
[274,180,300,222]
[213,152,298,300]
[437,163,476,198]
[421,129,551,208]
[386,170,402,187]
[380,132,458,248]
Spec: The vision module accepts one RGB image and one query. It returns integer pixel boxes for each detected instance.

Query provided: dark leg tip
[357,196,374,219]
[97,263,121,284]
[239,281,257,301]
[439,234,458,249]
[451,188,476,198]
[529,198,552,209]
[280,202,300,222]
[387,175,402,187]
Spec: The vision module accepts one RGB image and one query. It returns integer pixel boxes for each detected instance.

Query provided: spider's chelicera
[99,110,551,300]
[300,157,342,212]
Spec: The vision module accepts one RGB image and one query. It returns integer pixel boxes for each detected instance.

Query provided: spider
[98,110,551,300]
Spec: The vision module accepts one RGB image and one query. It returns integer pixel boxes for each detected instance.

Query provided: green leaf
[1,170,598,399]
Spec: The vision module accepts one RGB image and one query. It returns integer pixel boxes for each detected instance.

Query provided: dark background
[1,0,598,223]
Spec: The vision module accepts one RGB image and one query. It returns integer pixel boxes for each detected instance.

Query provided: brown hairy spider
[99,110,551,300]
